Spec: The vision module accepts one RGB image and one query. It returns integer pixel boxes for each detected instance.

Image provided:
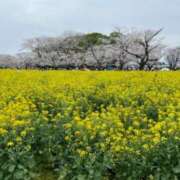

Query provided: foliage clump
[0,70,180,179]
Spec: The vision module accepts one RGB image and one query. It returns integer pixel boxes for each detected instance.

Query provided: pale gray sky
[0,0,180,54]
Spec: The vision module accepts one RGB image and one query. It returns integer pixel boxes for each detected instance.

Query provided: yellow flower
[74,116,80,122]
[16,136,22,143]
[77,149,87,158]
[0,128,7,136]
[12,120,28,127]
[7,141,14,147]
[142,144,149,150]
[20,130,27,137]
[74,131,81,137]
[64,136,70,141]
[63,123,72,129]
[42,111,49,115]
[85,122,92,129]
[153,136,160,144]
[114,145,121,152]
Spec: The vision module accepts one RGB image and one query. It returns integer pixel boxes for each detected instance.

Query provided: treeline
[1,28,180,70]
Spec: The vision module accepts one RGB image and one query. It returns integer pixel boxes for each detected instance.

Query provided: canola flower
[0,70,180,179]
[0,128,7,136]
[7,141,14,147]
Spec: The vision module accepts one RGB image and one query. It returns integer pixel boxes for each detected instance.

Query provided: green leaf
[0,172,3,179]
[77,175,86,180]
[14,171,24,180]
[173,164,180,174]
[8,164,16,173]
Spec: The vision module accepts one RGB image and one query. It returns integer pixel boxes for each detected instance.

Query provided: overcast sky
[1,0,180,54]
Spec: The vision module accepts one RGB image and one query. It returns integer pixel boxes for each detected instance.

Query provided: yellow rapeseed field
[0,70,180,179]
